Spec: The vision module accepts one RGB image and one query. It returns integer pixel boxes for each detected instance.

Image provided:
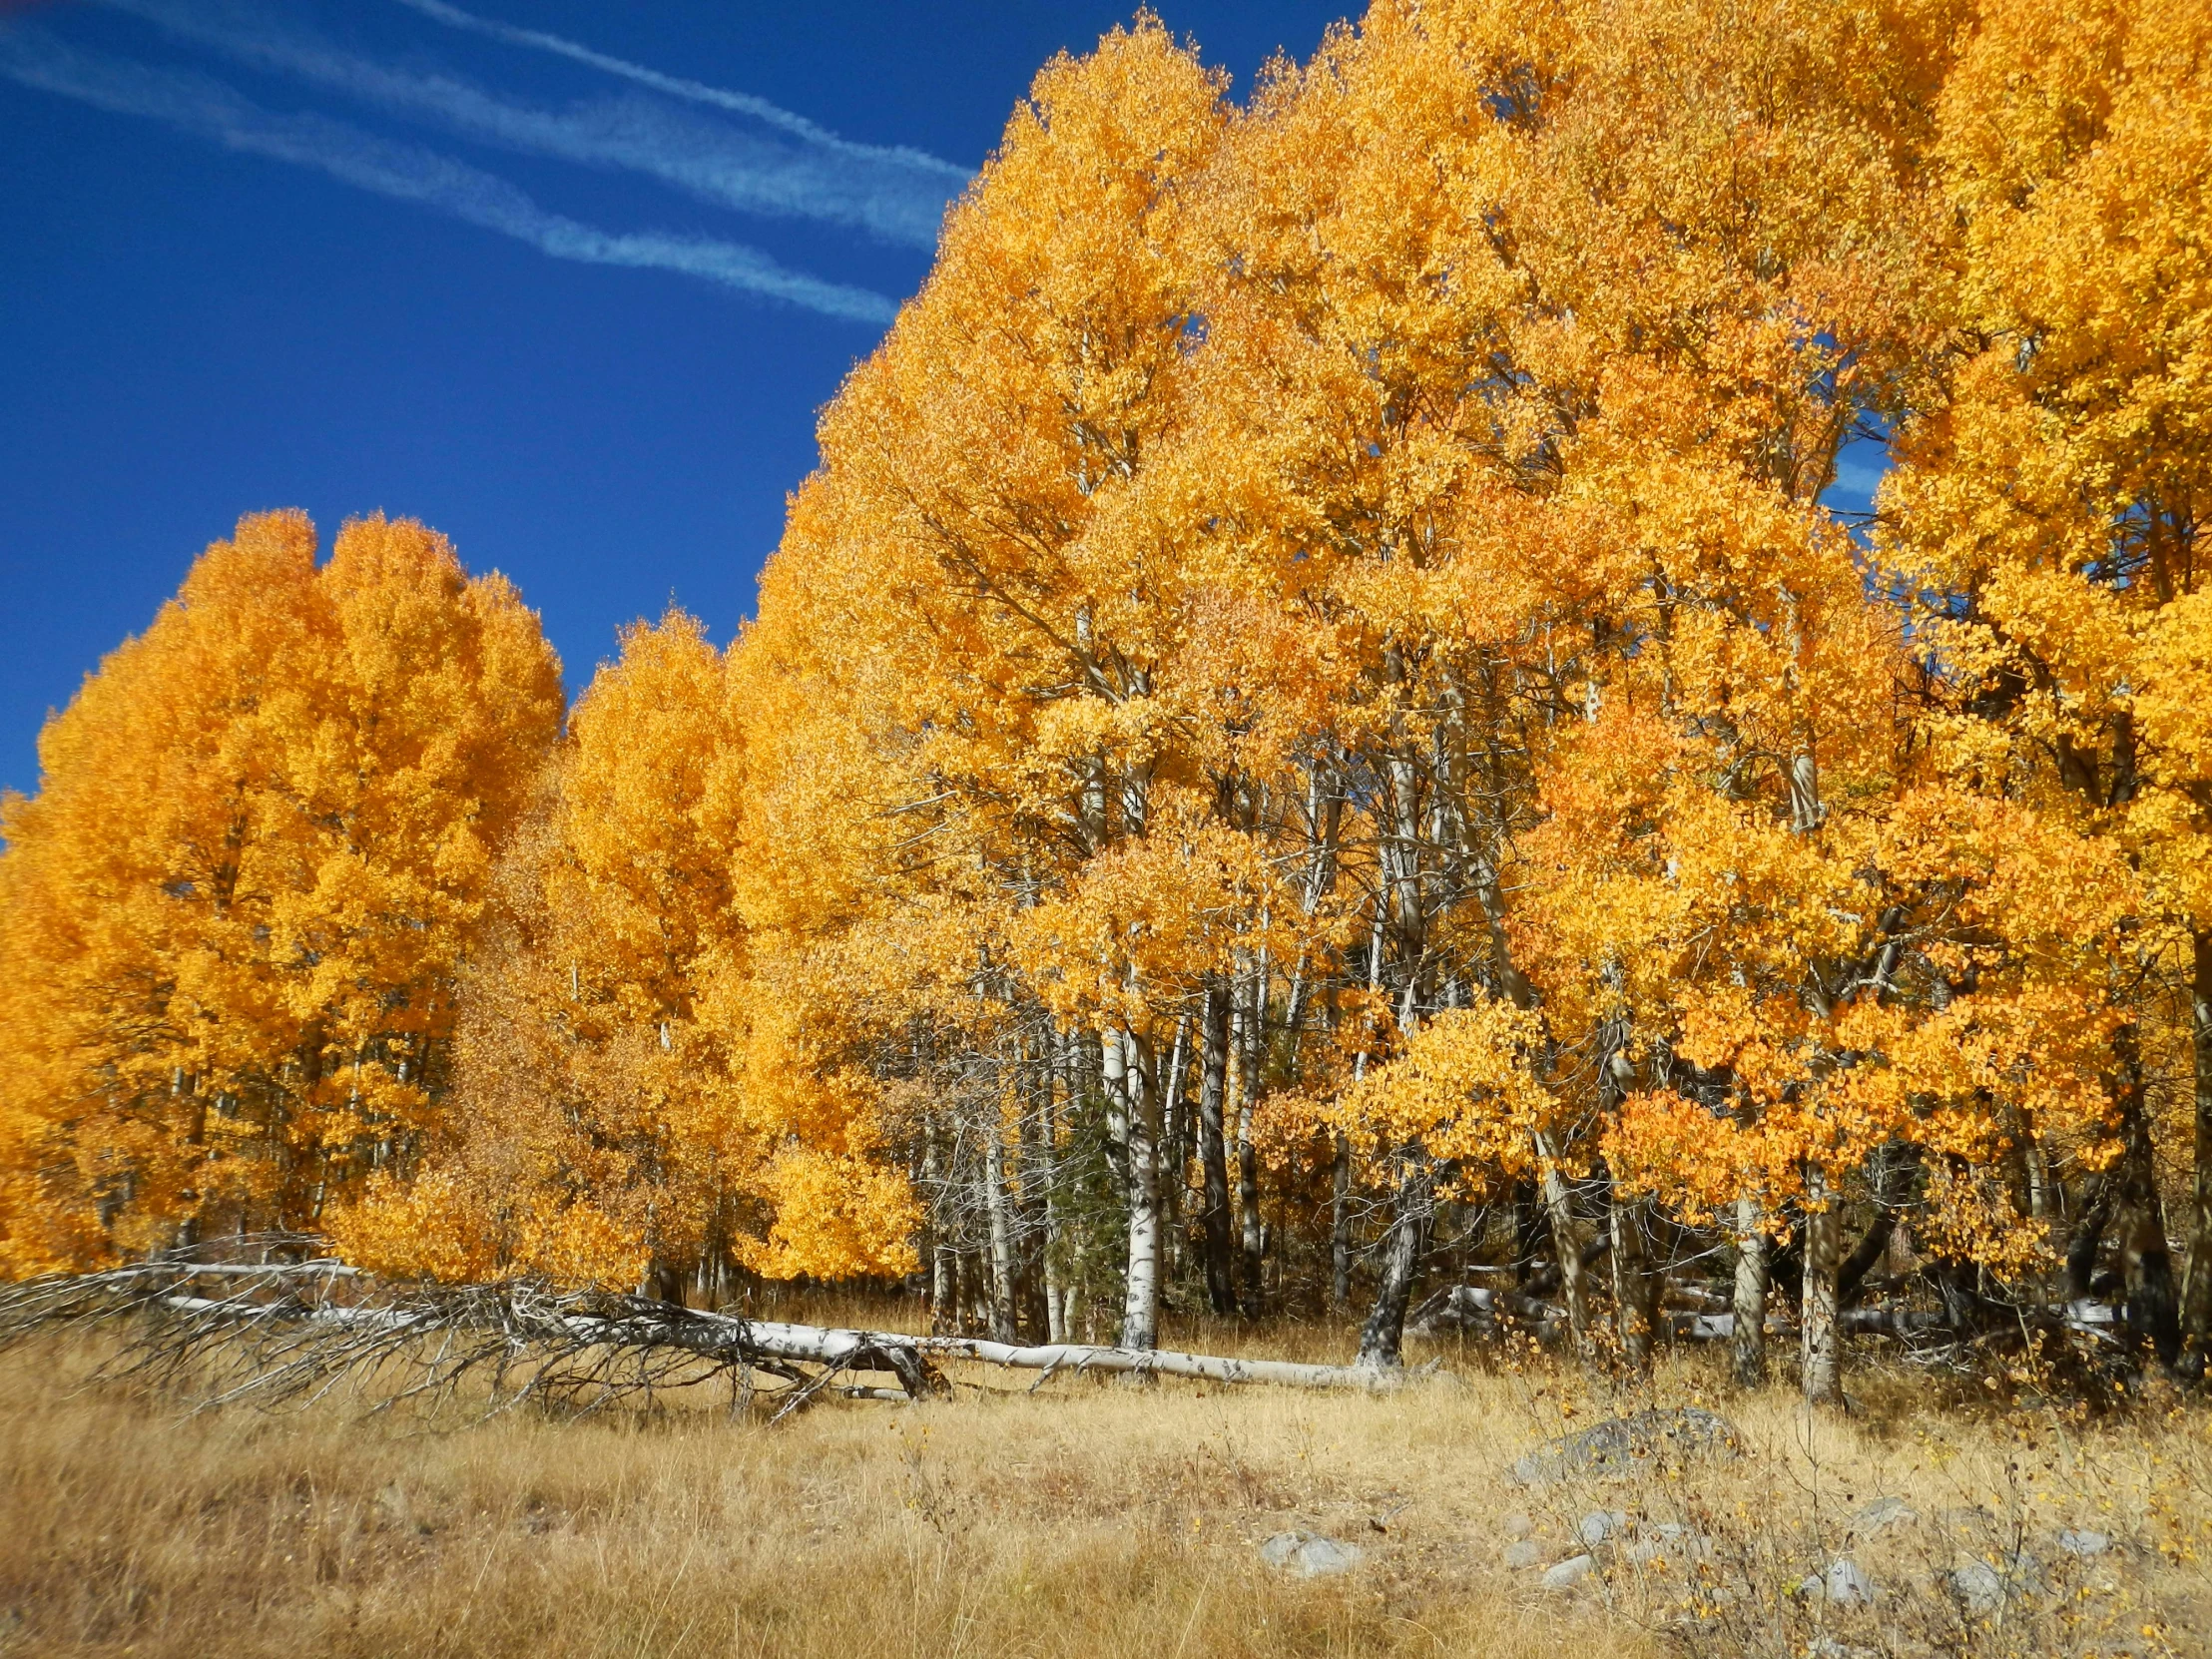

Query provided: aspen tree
[1880,0,2212,1375]
[0,513,559,1269]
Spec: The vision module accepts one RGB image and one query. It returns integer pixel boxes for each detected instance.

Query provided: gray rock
[2056,1528,2110,1557]
[1625,1525,1710,1566]
[1578,1508,1629,1548]
[1797,1559,1875,1605]
[1511,1407,1743,1485]
[1948,1558,2004,1615]
[1848,1495,1919,1537]
[1503,1538,1544,1570]
[1259,1531,1364,1577]
[1541,1553,1596,1591]
[1824,1558,1877,1606]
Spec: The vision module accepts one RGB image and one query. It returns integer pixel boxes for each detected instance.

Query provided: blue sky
[0,0,1886,800]
[0,0,1360,797]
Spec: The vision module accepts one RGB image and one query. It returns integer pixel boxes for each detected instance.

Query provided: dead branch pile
[0,1236,1398,1421]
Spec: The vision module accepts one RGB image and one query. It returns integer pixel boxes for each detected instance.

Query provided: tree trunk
[1731,1196,1769,1387]
[2067,1178,2113,1302]
[1158,1018,1188,1286]
[1119,1028,1161,1352]
[1837,1141,1917,1307]
[1532,1132,1590,1355]
[2181,933,2212,1382]
[1513,1181,1544,1285]
[1040,1048,1067,1346]
[1610,1190,1657,1374]
[2111,1020,2182,1371]
[23,1255,1422,1402]
[636,1257,685,1307]
[1330,1131,1353,1309]
[1235,976,1265,1316]
[983,1113,1018,1345]
[1801,1166,1843,1405]
[958,1248,986,1336]
[1356,1159,1429,1368]
[924,1119,954,1335]
[1197,981,1236,1316]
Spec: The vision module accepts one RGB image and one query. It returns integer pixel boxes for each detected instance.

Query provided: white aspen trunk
[133,1288,1408,1396]
[923,1119,953,1334]
[983,1114,1018,1345]
[1235,969,1264,1315]
[1121,1028,1161,1352]
[1158,1017,1189,1282]
[1331,1131,1353,1309]
[1789,750,1825,834]
[1801,1165,1844,1404]
[1532,1131,1590,1356]
[1040,1049,1067,1346]
[1731,1195,1769,1386]
[1198,980,1236,1316]
[735,1321,1408,1391]
[1356,1158,1429,1368]
[1101,1024,1129,1161]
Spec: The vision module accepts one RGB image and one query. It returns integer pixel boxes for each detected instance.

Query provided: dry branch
[0,1236,1403,1422]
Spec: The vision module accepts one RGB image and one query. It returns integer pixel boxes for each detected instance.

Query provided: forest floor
[1,1293,2207,1659]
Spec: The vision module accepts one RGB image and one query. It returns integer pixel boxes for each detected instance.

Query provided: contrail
[390,0,969,184]
[0,26,897,324]
[93,0,963,249]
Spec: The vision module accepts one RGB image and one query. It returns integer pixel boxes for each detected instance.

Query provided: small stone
[1259,1531,1363,1578]
[1824,1557,1877,1606]
[1625,1527,1709,1567]
[1578,1508,1628,1548]
[1541,1553,1596,1591]
[1848,1495,1919,1537]
[1503,1538,1544,1570]
[1511,1407,1742,1485]
[2056,1528,2109,1557]
[1948,1558,2003,1616]
[1501,1511,1534,1539]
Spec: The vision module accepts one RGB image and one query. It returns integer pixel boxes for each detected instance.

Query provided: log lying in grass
[0,1237,1403,1421]
[882,1330,1406,1391]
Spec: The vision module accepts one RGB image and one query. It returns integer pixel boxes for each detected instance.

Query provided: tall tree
[0,512,560,1270]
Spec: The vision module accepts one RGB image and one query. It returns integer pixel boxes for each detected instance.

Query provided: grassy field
[1,1299,2206,1659]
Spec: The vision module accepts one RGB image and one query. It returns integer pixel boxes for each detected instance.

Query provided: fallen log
[888,1329,1404,1390]
[0,1237,1404,1421]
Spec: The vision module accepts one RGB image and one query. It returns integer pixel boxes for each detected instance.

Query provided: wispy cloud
[95,0,966,250]
[0,25,898,323]
[392,0,970,185]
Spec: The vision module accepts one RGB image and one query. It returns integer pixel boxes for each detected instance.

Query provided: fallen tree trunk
[0,1237,1402,1422]
[888,1328,1402,1389]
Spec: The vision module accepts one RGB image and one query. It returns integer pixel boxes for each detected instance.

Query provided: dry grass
[0,1300,2206,1659]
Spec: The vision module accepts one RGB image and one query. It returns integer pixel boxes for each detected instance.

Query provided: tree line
[3,0,2208,1404]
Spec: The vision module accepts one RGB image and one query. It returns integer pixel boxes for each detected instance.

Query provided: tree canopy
[4,0,2208,1400]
